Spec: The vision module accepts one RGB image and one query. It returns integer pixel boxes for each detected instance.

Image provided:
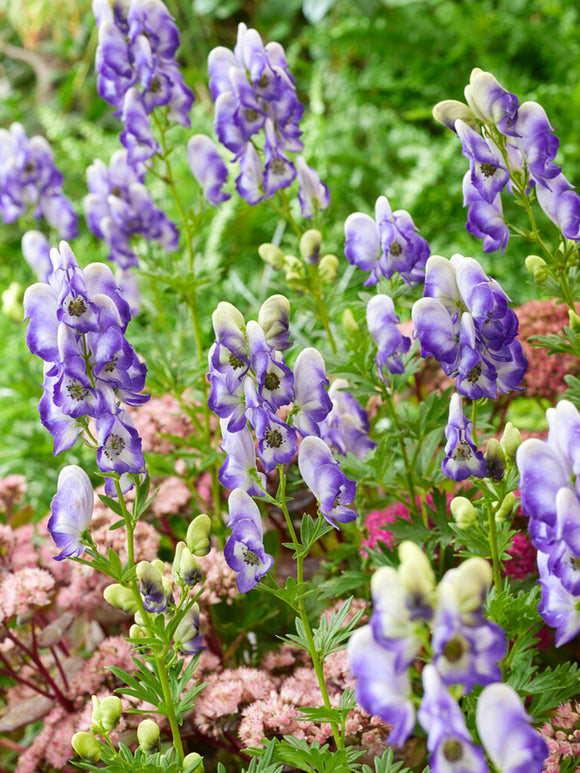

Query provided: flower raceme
[412,254,527,400]
[23,241,147,481]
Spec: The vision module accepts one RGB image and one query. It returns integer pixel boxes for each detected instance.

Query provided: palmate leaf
[361,747,429,773]
[312,597,366,658]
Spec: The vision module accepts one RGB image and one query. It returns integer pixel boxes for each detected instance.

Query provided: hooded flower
[48,465,94,560]
[224,488,274,593]
[298,435,357,527]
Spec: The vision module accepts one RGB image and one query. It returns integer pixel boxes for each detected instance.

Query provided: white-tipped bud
[136,561,164,597]
[137,719,160,754]
[450,496,476,529]
[525,255,548,282]
[258,242,285,269]
[299,229,322,263]
[91,695,122,733]
[183,752,205,772]
[103,583,139,615]
[500,422,522,460]
[495,492,516,523]
[151,559,165,576]
[432,99,478,131]
[451,558,493,618]
[258,295,290,347]
[211,301,246,345]
[71,732,101,762]
[186,514,212,556]
[342,308,359,335]
[484,438,506,481]
[318,254,338,284]
[129,623,147,639]
[179,545,202,586]
[398,541,435,611]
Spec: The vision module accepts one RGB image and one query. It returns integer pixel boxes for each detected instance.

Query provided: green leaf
[98,494,125,517]
[107,547,123,580]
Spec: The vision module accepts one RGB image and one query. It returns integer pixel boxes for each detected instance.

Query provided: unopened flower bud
[569,309,580,334]
[129,623,147,639]
[180,546,203,586]
[137,719,160,753]
[212,302,245,344]
[342,309,359,335]
[318,254,339,284]
[183,752,205,772]
[136,561,164,596]
[299,229,322,264]
[398,541,435,613]
[258,295,290,350]
[96,696,122,733]
[186,514,212,556]
[71,732,101,763]
[495,492,516,523]
[258,242,285,269]
[151,559,165,576]
[485,438,506,481]
[450,496,476,529]
[453,558,492,617]
[284,256,305,288]
[174,603,203,654]
[432,99,478,132]
[525,255,548,282]
[500,421,522,460]
[103,583,139,615]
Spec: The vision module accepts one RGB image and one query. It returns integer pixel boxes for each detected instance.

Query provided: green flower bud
[432,99,479,132]
[495,492,516,523]
[450,496,476,529]
[180,546,202,586]
[151,559,166,576]
[569,309,580,334]
[258,243,285,269]
[103,584,139,615]
[484,438,506,481]
[500,421,522,460]
[172,541,186,580]
[137,719,161,753]
[398,541,435,608]
[186,514,212,556]
[258,295,290,345]
[129,623,147,639]
[136,561,164,599]
[183,752,205,772]
[299,229,322,264]
[71,732,101,763]
[99,696,122,732]
[448,557,492,616]
[342,309,359,335]
[525,255,548,282]
[318,254,339,284]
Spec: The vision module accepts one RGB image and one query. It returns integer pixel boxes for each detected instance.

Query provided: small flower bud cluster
[93,0,194,164]
[349,546,546,769]
[412,254,527,400]
[344,194,429,286]
[0,123,77,238]
[258,230,338,290]
[23,241,147,484]
[84,149,179,269]
[434,67,580,251]
[517,400,580,646]
[206,23,329,214]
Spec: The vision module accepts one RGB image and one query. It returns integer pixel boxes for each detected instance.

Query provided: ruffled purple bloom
[535,171,580,240]
[174,604,203,654]
[224,488,274,593]
[464,68,519,136]
[442,393,486,481]
[219,422,266,497]
[456,119,510,203]
[255,413,297,473]
[463,174,510,254]
[96,408,146,476]
[419,665,489,773]
[292,347,332,437]
[0,124,77,238]
[344,195,429,286]
[512,101,561,188]
[297,435,357,527]
[187,134,230,206]
[476,683,548,773]
[48,465,94,560]
[348,625,415,747]
[319,379,376,459]
[366,294,411,380]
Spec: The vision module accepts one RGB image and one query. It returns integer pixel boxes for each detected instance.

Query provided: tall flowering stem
[276,465,343,750]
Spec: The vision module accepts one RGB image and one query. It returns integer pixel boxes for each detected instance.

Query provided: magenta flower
[48,465,94,560]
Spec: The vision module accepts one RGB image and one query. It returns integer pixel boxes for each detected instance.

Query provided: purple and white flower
[187,134,230,206]
[298,435,357,527]
[224,488,274,593]
[442,393,486,481]
[48,465,94,560]
[366,294,411,380]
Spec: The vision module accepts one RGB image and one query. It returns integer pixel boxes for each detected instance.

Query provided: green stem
[381,386,425,527]
[278,468,343,750]
[487,502,503,593]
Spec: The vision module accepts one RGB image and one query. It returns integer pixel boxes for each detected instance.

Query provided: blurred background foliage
[1,0,580,512]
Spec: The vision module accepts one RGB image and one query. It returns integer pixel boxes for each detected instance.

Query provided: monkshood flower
[455,119,510,204]
[535,171,580,240]
[319,379,376,459]
[344,194,429,286]
[418,665,489,773]
[296,156,330,219]
[93,0,194,163]
[174,603,203,654]
[136,560,168,613]
[22,231,52,283]
[0,123,77,238]
[85,149,179,269]
[412,254,527,400]
[537,550,580,647]
[442,393,486,481]
[48,465,94,560]
[463,68,519,136]
[187,135,230,206]
[219,422,266,496]
[476,683,548,773]
[298,435,357,527]
[432,557,506,691]
[462,176,509,254]
[348,625,415,747]
[207,23,323,206]
[292,348,333,437]
[224,488,274,592]
[366,294,411,381]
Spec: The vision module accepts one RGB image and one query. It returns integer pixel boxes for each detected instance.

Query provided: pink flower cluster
[540,701,580,773]
[130,393,196,454]
[0,473,27,516]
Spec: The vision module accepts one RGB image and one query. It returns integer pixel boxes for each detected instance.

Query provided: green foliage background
[1,0,580,511]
